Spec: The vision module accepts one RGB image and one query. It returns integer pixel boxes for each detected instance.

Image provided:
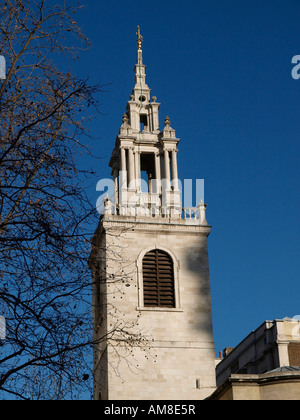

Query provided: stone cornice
[101,215,212,234]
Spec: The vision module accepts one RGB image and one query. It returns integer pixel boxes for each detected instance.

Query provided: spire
[136,25,143,65]
[132,26,150,104]
[137,25,143,51]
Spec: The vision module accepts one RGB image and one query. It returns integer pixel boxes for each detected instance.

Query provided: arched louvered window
[142,249,175,308]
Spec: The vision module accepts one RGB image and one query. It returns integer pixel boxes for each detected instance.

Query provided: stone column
[164,149,170,190]
[120,147,126,172]
[119,147,127,207]
[134,149,141,192]
[112,166,119,206]
[128,147,135,190]
[154,152,161,194]
[171,149,179,191]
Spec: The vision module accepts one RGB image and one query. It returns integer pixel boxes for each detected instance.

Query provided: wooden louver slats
[142,250,175,308]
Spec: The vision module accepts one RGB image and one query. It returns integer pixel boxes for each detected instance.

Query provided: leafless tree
[0,0,101,400]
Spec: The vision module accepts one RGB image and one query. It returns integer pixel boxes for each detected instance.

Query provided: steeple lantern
[108,27,184,218]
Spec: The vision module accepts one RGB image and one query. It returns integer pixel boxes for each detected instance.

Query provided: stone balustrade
[103,195,208,225]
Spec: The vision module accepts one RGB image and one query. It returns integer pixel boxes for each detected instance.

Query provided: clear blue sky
[72,0,300,354]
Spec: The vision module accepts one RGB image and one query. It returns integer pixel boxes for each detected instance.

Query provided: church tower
[90,27,216,400]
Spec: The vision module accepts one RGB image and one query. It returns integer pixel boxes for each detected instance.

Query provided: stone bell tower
[90,27,216,400]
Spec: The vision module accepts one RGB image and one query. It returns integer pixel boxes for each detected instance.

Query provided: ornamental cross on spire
[137,26,143,51]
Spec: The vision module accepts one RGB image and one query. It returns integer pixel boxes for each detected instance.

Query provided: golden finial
[137,26,143,51]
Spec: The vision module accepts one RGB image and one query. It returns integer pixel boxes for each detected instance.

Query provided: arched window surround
[136,246,182,312]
